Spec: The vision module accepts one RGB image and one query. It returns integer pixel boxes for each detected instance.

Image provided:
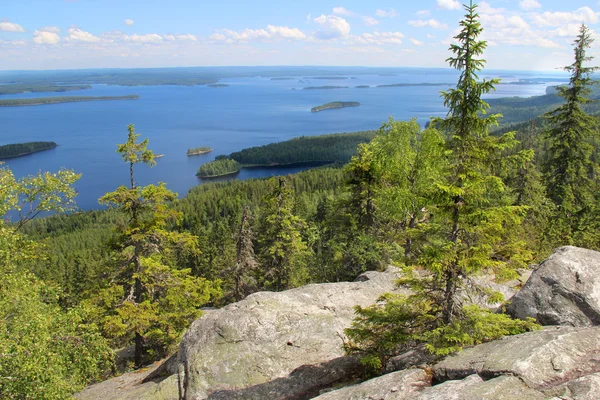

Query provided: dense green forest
[196,157,241,177]
[3,5,600,398]
[0,95,139,107]
[311,101,360,112]
[196,131,376,177]
[0,83,91,95]
[0,141,57,159]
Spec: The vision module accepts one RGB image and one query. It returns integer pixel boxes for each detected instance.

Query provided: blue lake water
[0,68,567,212]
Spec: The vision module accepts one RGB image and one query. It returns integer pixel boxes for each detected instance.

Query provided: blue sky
[1,0,599,70]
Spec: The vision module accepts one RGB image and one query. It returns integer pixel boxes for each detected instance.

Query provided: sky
[1,0,599,71]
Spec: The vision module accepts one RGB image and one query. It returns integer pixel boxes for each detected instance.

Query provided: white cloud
[550,24,586,38]
[211,25,306,43]
[409,19,448,29]
[417,10,431,17]
[124,33,163,43]
[375,9,398,18]
[363,16,380,26]
[165,33,197,41]
[0,21,25,32]
[355,31,404,45]
[314,15,350,39]
[480,14,529,30]
[333,7,353,16]
[124,19,134,26]
[33,27,61,44]
[519,0,542,11]
[410,38,424,46]
[66,28,100,43]
[532,7,599,27]
[437,0,461,10]
[478,1,505,15]
[427,34,436,39]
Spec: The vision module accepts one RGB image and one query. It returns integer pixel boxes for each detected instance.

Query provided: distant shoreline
[0,141,57,160]
[0,95,139,107]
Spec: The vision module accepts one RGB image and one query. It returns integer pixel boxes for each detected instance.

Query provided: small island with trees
[0,141,58,159]
[187,147,213,156]
[0,95,139,107]
[311,101,360,113]
[197,156,241,178]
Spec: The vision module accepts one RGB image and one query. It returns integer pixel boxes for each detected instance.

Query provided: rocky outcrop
[178,269,408,399]
[506,246,600,326]
[417,375,545,400]
[313,369,431,399]
[433,326,600,390]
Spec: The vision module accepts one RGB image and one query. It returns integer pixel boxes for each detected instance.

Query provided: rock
[416,375,545,400]
[506,246,600,326]
[433,326,600,391]
[312,369,431,400]
[543,372,600,399]
[385,345,438,373]
[178,269,407,399]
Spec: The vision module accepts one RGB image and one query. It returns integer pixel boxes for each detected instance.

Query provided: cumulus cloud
[333,7,353,16]
[124,19,135,26]
[437,0,461,10]
[0,21,25,32]
[363,16,380,26]
[124,33,163,43]
[410,38,424,46]
[355,31,404,45]
[478,1,505,15]
[519,0,542,11]
[313,15,350,39]
[164,33,197,41]
[408,19,448,29]
[33,27,61,44]
[416,10,431,17]
[375,8,397,18]
[210,25,306,43]
[531,7,599,27]
[66,28,100,43]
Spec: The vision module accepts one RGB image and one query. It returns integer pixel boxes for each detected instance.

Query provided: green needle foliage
[543,24,600,246]
[95,125,221,367]
[345,1,539,372]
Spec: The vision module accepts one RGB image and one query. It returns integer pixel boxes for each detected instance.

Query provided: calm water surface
[1,69,566,212]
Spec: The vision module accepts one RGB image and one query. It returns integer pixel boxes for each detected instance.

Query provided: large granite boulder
[416,375,545,400]
[506,246,600,326]
[433,326,600,391]
[178,269,407,399]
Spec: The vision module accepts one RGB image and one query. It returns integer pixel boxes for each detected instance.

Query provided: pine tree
[543,24,599,245]
[226,205,258,301]
[97,125,220,367]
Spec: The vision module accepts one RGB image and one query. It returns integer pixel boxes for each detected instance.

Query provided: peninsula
[311,101,360,113]
[187,147,213,156]
[0,141,57,159]
[0,84,91,95]
[0,95,139,107]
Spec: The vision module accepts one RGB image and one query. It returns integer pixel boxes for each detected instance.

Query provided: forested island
[207,83,229,88]
[311,101,360,113]
[303,86,349,90]
[197,131,376,178]
[0,141,57,159]
[187,146,213,156]
[0,95,140,107]
[0,84,91,95]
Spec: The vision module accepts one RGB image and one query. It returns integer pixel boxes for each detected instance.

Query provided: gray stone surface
[178,270,407,399]
[433,326,600,390]
[507,246,600,326]
[416,375,545,400]
[312,369,431,400]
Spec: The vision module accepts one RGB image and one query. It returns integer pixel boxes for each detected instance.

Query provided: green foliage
[96,125,220,366]
[197,158,241,177]
[187,146,212,155]
[0,141,57,159]
[543,24,600,247]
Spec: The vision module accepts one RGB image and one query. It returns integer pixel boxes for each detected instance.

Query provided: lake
[0,68,566,212]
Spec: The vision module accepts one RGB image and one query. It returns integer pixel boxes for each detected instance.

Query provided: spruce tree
[543,24,599,245]
[226,205,258,301]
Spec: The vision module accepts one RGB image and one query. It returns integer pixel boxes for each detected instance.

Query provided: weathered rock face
[312,369,431,400]
[178,270,408,399]
[417,375,545,400]
[433,326,600,390]
[506,246,600,326]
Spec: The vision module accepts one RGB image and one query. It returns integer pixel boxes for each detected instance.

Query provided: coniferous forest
[2,3,600,398]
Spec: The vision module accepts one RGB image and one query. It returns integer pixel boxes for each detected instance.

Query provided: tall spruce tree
[543,24,599,245]
[345,2,538,371]
[226,205,258,301]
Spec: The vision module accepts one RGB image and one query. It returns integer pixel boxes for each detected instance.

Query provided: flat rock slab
[416,375,545,400]
[507,246,600,326]
[178,270,406,399]
[313,369,431,400]
[433,326,600,391]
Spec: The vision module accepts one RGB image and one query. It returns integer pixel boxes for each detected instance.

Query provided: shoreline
[0,144,58,160]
